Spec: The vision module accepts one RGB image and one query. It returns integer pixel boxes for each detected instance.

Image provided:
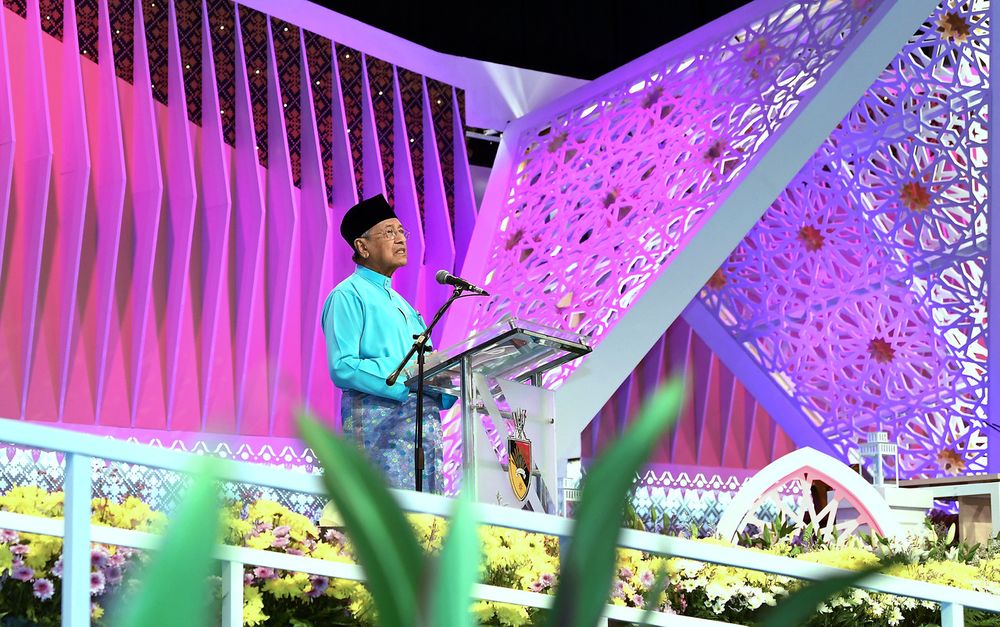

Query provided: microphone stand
[387,286,480,492]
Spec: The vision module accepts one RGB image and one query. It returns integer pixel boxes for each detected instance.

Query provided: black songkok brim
[340,194,398,247]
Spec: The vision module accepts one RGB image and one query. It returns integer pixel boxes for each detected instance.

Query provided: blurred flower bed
[3,486,1000,626]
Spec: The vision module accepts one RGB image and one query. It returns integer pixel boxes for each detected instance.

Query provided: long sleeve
[322,289,411,402]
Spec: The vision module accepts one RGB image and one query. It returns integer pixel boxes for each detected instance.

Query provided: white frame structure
[716,447,906,541]
[0,418,996,626]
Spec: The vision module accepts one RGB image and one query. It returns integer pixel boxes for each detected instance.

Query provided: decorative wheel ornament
[717,448,904,542]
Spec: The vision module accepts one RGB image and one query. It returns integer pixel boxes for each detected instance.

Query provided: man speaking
[321,194,446,492]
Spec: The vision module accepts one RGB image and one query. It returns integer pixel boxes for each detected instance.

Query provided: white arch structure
[717,448,905,542]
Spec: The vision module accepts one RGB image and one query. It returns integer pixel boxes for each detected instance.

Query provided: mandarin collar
[355,264,393,290]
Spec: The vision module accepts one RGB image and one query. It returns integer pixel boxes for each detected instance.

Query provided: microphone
[436,270,490,296]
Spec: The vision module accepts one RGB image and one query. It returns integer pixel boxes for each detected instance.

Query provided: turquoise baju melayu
[321,265,444,492]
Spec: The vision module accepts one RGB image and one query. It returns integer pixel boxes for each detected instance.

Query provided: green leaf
[297,412,424,627]
[428,477,480,627]
[754,562,886,627]
[546,379,684,627]
[0,544,11,576]
[945,523,956,546]
[111,458,221,627]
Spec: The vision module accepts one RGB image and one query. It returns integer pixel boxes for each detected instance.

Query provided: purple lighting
[460,0,880,387]
[0,0,473,447]
[700,0,990,478]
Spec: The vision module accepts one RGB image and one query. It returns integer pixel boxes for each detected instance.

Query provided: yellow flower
[311,542,352,563]
[263,573,309,599]
[243,585,268,626]
[486,602,531,627]
[21,533,61,571]
[888,561,980,589]
[246,532,275,550]
[796,546,880,571]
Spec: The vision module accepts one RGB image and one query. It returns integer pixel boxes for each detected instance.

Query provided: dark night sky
[310,1,755,79]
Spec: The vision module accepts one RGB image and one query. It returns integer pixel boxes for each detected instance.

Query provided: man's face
[356,218,408,274]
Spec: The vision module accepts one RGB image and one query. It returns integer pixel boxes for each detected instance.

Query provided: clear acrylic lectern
[406,316,591,513]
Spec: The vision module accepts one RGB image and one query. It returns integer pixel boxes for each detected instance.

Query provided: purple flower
[529,580,544,592]
[244,572,255,586]
[324,529,346,544]
[273,525,291,537]
[631,594,645,607]
[619,567,634,579]
[10,544,29,556]
[33,578,54,600]
[253,567,276,580]
[253,522,272,534]
[11,563,34,581]
[108,552,126,568]
[639,570,655,588]
[104,565,123,586]
[307,576,329,598]
[285,548,304,556]
[51,558,63,578]
[90,571,106,596]
[0,529,20,543]
[91,548,108,569]
[612,580,625,599]
[271,536,290,549]
[539,573,555,587]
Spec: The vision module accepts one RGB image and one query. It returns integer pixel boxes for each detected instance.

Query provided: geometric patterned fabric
[0,443,328,522]
[0,440,785,534]
[699,0,991,478]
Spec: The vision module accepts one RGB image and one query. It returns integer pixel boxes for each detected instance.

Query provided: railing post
[221,560,244,627]
[941,602,964,627]
[62,453,92,626]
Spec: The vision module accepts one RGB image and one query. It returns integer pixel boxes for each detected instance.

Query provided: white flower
[887,607,904,625]
[704,582,734,603]
[869,599,885,616]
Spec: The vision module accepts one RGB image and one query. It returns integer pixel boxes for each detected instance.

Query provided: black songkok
[340,194,397,248]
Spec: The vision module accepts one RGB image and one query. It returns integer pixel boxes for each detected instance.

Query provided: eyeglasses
[367,227,411,241]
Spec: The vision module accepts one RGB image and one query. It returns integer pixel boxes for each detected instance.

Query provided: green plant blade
[547,378,685,627]
[637,565,670,626]
[428,477,480,627]
[111,458,221,627]
[754,563,885,627]
[297,412,424,627]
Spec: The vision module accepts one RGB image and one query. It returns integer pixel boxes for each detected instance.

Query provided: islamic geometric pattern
[699,0,990,478]
[467,0,882,386]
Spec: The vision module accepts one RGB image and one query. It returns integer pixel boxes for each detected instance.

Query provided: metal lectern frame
[406,317,591,499]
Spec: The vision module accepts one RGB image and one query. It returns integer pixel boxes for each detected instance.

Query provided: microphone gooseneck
[435,270,490,296]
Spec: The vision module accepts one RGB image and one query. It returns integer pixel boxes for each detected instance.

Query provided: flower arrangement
[222,499,560,626]
[6,483,1000,627]
[0,486,563,626]
[0,486,165,625]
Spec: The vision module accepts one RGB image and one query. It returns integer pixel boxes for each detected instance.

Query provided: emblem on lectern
[507,409,532,502]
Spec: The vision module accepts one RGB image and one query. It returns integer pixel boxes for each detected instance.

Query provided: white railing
[0,418,997,627]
